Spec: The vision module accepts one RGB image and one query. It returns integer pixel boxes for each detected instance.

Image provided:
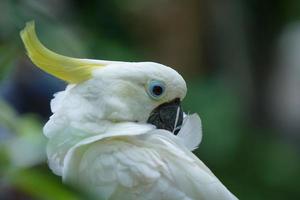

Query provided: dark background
[0,0,300,199]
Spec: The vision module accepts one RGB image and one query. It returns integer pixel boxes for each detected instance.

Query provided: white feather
[177,113,202,151]
[62,129,237,200]
[39,59,237,199]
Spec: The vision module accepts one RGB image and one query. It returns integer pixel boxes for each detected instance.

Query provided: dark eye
[147,80,166,99]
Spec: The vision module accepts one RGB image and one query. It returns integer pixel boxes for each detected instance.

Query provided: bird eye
[147,80,166,99]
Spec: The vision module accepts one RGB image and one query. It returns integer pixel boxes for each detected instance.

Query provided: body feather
[62,129,237,200]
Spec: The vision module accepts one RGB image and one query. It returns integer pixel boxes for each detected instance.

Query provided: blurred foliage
[0,0,300,200]
[0,100,83,200]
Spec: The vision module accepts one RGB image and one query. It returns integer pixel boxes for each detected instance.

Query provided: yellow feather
[20,21,106,83]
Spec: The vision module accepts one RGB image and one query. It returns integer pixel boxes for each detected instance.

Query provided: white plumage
[20,21,238,200]
[61,122,236,200]
[43,67,237,199]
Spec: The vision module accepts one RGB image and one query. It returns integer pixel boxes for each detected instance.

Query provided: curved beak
[147,98,183,135]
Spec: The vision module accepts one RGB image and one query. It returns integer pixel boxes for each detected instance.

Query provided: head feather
[20,21,118,83]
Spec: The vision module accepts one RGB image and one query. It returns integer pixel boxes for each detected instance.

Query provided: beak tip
[147,98,183,134]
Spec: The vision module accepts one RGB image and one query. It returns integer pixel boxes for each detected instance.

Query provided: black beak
[147,98,183,135]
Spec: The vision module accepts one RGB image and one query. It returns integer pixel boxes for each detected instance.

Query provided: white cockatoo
[20,21,238,200]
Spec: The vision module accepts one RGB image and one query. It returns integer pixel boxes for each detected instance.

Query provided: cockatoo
[20,21,238,200]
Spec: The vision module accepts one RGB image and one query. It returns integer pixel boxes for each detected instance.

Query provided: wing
[63,130,237,200]
[146,131,238,200]
[63,137,192,200]
[45,119,154,176]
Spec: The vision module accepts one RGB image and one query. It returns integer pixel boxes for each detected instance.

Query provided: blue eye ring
[147,80,166,99]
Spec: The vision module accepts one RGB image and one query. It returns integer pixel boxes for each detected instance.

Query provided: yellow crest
[20,21,115,83]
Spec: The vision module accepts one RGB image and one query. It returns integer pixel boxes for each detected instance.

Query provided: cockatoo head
[87,62,187,131]
[20,22,187,133]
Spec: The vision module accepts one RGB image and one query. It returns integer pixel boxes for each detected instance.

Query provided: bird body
[20,21,238,200]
